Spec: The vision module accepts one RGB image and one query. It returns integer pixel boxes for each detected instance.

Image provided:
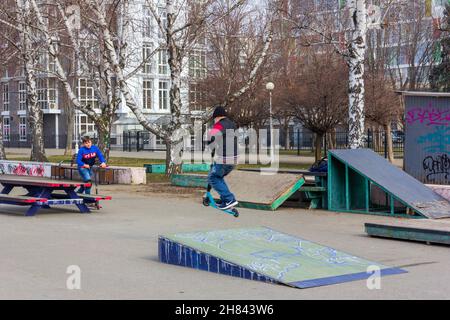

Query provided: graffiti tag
[417,126,450,154]
[406,104,450,126]
[422,154,450,180]
[0,162,45,177]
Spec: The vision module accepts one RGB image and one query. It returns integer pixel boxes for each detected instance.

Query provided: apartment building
[0,0,207,150]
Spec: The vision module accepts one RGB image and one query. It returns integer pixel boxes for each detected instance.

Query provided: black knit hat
[212,105,227,119]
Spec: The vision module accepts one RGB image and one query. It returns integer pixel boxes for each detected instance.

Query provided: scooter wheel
[232,209,239,218]
[202,197,210,206]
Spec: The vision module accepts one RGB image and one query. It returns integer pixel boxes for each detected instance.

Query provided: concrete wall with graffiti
[405,95,450,185]
[0,160,52,177]
[0,160,145,184]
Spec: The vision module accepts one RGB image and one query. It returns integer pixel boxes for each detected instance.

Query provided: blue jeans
[208,164,236,203]
[77,167,92,194]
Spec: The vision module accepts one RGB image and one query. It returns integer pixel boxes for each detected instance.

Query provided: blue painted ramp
[159,227,406,289]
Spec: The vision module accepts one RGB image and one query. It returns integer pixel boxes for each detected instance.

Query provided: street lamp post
[266,82,275,163]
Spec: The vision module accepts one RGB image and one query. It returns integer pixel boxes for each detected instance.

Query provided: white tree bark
[347,0,368,149]
[16,0,47,162]
[87,0,167,140]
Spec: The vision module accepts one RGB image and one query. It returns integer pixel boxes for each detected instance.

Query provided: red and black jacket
[207,118,238,164]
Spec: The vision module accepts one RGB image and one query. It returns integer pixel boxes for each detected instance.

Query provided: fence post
[138,131,141,152]
[384,130,388,159]
[297,128,300,156]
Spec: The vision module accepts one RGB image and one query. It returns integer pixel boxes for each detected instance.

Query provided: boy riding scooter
[206,106,239,210]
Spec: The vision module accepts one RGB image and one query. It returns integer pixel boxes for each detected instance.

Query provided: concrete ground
[0,184,448,300]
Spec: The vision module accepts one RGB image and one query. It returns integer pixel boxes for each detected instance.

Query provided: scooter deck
[204,192,239,218]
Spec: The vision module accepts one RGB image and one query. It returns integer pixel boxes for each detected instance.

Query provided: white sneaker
[218,200,238,210]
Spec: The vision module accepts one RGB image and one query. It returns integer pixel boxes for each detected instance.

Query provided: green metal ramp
[159,227,407,289]
[328,149,450,219]
[365,219,450,245]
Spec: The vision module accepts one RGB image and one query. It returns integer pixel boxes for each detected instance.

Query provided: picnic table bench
[238,168,328,209]
[0,175,112,216]
[51,164,118,185]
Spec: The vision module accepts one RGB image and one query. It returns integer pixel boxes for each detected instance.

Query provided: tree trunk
[165,141,182,176]
[384,122,394,163]
[328,130,336,150]
[347,0,367,149]
[314,133,324,162]
[26,64,47,162]
[64,105,74,156]
[18,0,47,162]
[284,119,290,150]
[29,106,47,162]
[97,126,111,162]
[0,121,6,160]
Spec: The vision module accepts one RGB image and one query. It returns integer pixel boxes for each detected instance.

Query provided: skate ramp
[171,171,305,210]
[328,149,450,219]
[211,170,304,210]
[365,219,450,245]
[159,227,407,289]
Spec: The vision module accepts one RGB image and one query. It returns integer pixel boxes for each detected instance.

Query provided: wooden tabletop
[0,175,90,187]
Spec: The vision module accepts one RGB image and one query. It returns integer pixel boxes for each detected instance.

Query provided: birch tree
[0,0,48,162]
[283,0,370,149]
[28,0,125,161]
[81,0,274,174]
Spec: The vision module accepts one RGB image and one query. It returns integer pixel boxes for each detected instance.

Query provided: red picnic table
[0,175,111,216]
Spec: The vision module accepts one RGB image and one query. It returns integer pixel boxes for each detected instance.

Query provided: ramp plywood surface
[329,149,450,219]
[211,170,304,206]
[159,227,407,289]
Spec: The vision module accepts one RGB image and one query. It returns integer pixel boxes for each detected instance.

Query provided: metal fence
[283,128,404,159]
[3,128,404,159]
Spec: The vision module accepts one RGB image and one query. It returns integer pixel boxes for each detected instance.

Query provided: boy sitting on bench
[76,136,107,195]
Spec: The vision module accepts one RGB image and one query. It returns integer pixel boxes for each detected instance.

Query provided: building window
[19,116,27,141]
[142,5,152,38]
[48,78,57,107]
[189,82,205,111]
[19,81,26,110]
[143,79,153,109]
[37,78,48,109]
[37,78,57,109]
[158,80,169,110]
[2,83,9,111]
[48,55,56,73]
[3,117,10,141]
[158,8,167,39]
[37,52,48,72]
[158,49,169,75]
[155,133,164,146]
[142,43,153,74]
[78,79,98,109]
[75,114,95,137]
[189,49,206,78]
[155,125,166,146]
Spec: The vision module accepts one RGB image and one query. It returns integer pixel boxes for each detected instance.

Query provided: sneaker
[218,200,238,210]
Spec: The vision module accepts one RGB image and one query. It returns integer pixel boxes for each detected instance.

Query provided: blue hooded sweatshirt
[77,145,106,167]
